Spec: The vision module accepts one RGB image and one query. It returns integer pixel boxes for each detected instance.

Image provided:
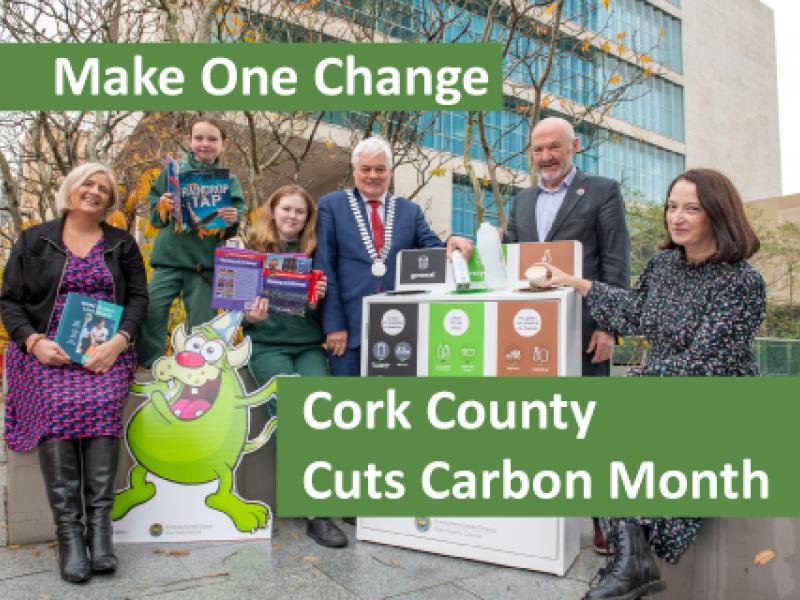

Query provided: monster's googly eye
[186,335,205,353]
[201,340,224,363]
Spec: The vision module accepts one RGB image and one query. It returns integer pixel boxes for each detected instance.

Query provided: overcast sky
[759,0,799,195]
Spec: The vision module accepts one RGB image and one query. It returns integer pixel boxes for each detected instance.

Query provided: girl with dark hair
[539,168,766,599]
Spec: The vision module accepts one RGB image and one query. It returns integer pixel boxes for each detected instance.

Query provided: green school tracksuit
[243,241,328,418]
[136,152,244,368]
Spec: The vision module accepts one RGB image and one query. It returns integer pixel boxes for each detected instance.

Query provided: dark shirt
[586,249,766,376]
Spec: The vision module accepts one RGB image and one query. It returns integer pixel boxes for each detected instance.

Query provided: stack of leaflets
[212,247,267,311]
[164,155,232,232]
[54,293,124,364]
[263,253,313,316]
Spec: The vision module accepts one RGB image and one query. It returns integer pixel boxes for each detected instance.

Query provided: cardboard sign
[113,311,277,542]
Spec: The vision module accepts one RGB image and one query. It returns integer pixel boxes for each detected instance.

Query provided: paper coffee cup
[525,265,548,289]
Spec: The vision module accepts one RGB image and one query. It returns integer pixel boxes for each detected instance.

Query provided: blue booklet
[54,293,124,364]
[179,168,231,231]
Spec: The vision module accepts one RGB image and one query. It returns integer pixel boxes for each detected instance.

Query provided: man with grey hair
[505,116,630,560]
[311,136,472,548]
[317,136,473,377]
[506,116,630,377]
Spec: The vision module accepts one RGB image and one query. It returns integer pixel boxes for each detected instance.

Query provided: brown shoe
[593,518,611,555]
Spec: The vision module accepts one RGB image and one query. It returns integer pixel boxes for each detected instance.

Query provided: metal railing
[612,337,800,376]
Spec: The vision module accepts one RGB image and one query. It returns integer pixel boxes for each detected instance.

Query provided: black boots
[583,522,666,599]
[39,437,120,583]
[38,439,91,583]
[82,437,120,573]
[306,518,348,548]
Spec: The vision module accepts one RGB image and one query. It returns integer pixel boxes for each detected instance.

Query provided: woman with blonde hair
[1,163,148,583]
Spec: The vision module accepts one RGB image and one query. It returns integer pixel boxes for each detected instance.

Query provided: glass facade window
[597,133,685,203]
[450,174,523,239]
[226,1,687,217]
[602,56,684,141]
[605,0,682,73]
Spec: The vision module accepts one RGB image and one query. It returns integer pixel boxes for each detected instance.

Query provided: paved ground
[0,518,604,599]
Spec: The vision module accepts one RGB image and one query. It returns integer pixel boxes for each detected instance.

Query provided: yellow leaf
[609,74,622,85]
[602,0,610,9]
[616,44,626,55]
[639,54,653,64]
[658,28,666,40]
[144,222,159,238]
[158,198,172,223]
[167,549,190,557]
[543,2,557,15]
[540,95,552,108]
[615,31,627,41]
[601,41,611,54]
[429,167,447,177]
[106,210,127,229]
[754,549,776,566]
[580,39,590,52]
[301,555,320,562]
[643,68,653,77]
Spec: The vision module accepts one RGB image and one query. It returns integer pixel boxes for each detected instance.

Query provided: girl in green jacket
[137,117,244,368]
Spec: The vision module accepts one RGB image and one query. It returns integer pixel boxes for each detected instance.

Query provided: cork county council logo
[149,523,164,537]
[414,517,431,532]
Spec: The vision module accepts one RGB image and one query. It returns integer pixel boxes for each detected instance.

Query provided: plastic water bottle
[476,222,506,289]
[451,249,471,291]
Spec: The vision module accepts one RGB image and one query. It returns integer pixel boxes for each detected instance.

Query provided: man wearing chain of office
[315,136,474,377]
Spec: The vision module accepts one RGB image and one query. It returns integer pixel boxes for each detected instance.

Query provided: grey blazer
[504,168,631,349]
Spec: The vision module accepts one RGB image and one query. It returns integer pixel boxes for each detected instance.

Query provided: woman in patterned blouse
[1,164,147,583]
[540,168,765,600]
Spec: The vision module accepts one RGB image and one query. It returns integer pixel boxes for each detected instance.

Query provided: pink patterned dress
[4,239,137,452]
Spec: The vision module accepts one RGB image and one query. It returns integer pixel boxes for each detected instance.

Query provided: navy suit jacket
[315,189,444,348]
[504,169,631,350]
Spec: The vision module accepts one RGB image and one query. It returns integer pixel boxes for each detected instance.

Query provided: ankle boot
[38,439,91,583]
[584,522,666,599]
[82,437,120,573]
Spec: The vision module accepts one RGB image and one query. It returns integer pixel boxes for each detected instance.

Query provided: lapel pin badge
[577,188,585,196]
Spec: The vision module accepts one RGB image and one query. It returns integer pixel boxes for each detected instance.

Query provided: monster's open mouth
[170,377,222,420]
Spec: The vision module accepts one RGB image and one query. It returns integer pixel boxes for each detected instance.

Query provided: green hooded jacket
[148,152,245,271]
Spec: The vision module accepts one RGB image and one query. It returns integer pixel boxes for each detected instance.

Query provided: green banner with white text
[276,376,799,517]
[0,43,502,110]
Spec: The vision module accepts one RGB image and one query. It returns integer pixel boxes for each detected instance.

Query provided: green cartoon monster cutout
[113,311,277,532]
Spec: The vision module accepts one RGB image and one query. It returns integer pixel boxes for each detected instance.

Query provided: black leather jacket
[0,216,148,351]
